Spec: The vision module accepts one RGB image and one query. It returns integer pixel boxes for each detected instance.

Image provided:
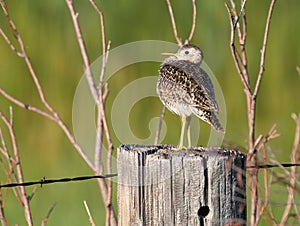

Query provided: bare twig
[0,89,56,121]
[0,189,7,226]
[0,1,50,114]
[0,28,23,57]
[1,0,94,170]
[0,110,33,225]
[233,0,247,31]
[254,125,280,224]
[90,0,107,172]
[225,2,251,93]
[225,3,257,222]
[94,37,115,226]
[84,201,96,226]
[0,125,13,162]
[88,1,116,225]
[89,0,110,86]
[165,0,182,46]
[280,113,300,225]
[225,0,278,225]
[252,124,280,158]
[41,203,57,226]
[266,173,277,224]
[0,86,94,169]
[0,123,22,210]
[66,0,99,103]
[256,145,269,224]
[253,0,277,99]
[0,0,118,225]
[249,0,277,158]
[187,0,197,43]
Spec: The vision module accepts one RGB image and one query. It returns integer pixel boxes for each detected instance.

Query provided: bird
[156,44,224,150]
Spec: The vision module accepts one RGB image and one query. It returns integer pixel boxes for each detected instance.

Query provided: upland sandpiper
[157,44,224,149]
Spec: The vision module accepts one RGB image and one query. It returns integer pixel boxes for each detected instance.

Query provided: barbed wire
[247,163,300,169]
[0,173,117,188]
[1,163,299,189]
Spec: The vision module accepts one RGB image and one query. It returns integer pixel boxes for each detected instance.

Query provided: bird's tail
[210,112,225,133]
[194,110,225,133]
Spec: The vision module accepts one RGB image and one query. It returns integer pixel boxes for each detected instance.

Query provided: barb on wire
[0,174,117,188]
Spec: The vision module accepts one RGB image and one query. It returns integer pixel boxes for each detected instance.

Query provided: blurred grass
[0,0,299,225]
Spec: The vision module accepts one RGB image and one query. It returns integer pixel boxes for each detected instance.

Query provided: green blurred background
[0,0,299,225]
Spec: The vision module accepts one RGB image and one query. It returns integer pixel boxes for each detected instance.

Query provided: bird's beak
[161,52,179,56]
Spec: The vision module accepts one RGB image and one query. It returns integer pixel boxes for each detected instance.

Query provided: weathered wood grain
[118,144,246,226]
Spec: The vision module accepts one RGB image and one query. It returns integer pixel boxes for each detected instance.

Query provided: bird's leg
[186,116,192,149]
[178,116,186,149]
[172,116,186,150]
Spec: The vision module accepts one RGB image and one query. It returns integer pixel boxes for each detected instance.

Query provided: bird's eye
[185,50,189,55]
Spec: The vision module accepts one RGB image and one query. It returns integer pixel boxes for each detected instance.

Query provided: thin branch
[256,145,270,224]
[253,0,277,98]
[88,1,116,225]
[225,2,251,93]
[266,173,277,224]
[0,28,23,57]
[0,88,56,121]
[0,1,117,225]
[0,0,53,114]
[0,189,7,226]
[228,0,251,92]
[0,88,94,169]
[93,39,111,173]
[0,110,33,225]
[98,64,115,226]
[280,113,300,225]
[66,0,99,103]
[165,0,182,46]
[0,125,12,161]
[91,0,107,172]
[236,0,250,88]
[1,0,94,173]
[233,0,247,31]
[41,203,57,226]
[0,125,21,206]
[251,124,280,159]
[84,201,96,226]
[89,0,110,86]
[187,0,197,43]
[226,1,278,225]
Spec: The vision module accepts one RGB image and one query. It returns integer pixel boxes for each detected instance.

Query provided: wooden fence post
[117,144,246,226]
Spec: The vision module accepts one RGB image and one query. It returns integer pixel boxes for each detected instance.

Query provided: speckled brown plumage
[156,44,224,148]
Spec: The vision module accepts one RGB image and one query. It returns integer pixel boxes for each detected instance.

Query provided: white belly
[167,102,193,117]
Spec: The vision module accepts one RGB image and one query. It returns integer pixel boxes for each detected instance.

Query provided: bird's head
[162,44,204,65]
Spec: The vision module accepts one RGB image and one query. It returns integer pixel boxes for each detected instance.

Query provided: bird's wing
[169,61,219,113]
[196,67,219,112]
[159,63,218,112]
